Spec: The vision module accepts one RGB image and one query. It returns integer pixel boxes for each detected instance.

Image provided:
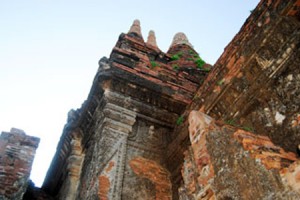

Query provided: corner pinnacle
[170,32,193,48]
[128,19,143,39]
[146,30,158,48]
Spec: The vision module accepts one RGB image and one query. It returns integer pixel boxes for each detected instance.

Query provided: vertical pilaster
[58,133,84,200]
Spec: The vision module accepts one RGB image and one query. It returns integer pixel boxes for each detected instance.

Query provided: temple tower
[42,20,209,200]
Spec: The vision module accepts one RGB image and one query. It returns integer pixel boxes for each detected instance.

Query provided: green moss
[195,57,205,69]
[189,50,195,54]
[217,79,225,86]
[150,61,159,68]
[176,115,184,125]
[171,52,183,61]
[171,54,180,61]
[172,64,179,70]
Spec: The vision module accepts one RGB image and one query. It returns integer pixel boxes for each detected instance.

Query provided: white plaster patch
[275,112,285,124]
[287,74,293,81]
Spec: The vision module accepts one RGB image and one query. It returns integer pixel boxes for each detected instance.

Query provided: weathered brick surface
[233,129,297,170]
[281,160,300,194]
[187,0,300,154]
[130,156,172,200]
[181,111,300,199]
[98,175,110,200]
[0,128,39,200]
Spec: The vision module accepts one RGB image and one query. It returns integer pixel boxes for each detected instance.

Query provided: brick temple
[1,0,300,199]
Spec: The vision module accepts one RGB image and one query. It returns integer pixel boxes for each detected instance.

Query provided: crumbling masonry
[0,128,39,200]
[1,0,300,199]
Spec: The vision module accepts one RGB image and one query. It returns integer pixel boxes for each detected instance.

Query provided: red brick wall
[0,128,40,199]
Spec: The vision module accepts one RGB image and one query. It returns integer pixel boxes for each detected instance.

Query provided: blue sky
[0,0,260,187]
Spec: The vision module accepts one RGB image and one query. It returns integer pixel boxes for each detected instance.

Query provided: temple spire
[146,30,158,48]
[128,19,143,39]
[170,32,193,48]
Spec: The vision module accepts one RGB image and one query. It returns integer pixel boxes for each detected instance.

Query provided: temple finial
[170,32,193,48]
[146,30,158,47]
[128,19,143,39]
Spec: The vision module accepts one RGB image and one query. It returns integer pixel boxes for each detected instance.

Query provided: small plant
[176,115,184,125]
[189,50,195,54]
[171,52,183,61]
[225,119,236,126]
[199,78,204,85]
[172,64,179,70]
[225,119,255,132]
[195,57,205,69]
[243,126,254,132]
[189,50,200,58]
[187,58,194,61]
[150,61,159,68]
[193,94,200,100]
[171,54,180,61]
[217,79,225,86]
